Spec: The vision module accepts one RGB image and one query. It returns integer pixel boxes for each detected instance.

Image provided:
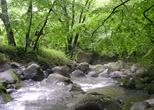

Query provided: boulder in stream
[71,70,85,78]
[130,102,150,110]
[42,73,72,85]
[77,62,90,74]
[52,66,70,78]
[23,63,44,81]
[72,95,121,110]
[87,71,98,77]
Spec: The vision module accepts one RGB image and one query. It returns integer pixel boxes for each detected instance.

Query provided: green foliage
[38,47,69,65]
[0,0,153,67]
[0,53,7,62]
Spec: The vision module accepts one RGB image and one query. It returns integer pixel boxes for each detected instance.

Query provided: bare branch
[91,0,130,38]
[143,5,154,27]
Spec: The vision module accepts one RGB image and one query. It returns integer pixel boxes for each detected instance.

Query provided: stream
[0,76,150,110]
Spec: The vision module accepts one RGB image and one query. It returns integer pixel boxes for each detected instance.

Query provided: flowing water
[0,77,149,110]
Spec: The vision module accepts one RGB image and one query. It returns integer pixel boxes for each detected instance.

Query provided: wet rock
[2,64,11,71]
[0,71,15,83]
[87,71,98,77]
[131,64,138,73]
[75,52,91,63]
[52,66,70,78]
[67,83,84,93]
[0,78,8,88]
[77,62,89,74]
[11,62,21,68]
[72,95,121,110]
[124,69,132,76]
[105,62,121,72]
[71,70,85,78]
[130,102,150,110]
[66,60,78,72]
[0,83,11,102]
[23,63,44,81]
[146,99,154,106]
[43,69,52,78]
[110,71,126,79]
[94,65,106,74]
[98,69,109,77]
[44,73,72,85]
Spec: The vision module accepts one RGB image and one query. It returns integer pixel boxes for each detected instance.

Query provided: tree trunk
[25,0,33,52]
[0,0,16,46]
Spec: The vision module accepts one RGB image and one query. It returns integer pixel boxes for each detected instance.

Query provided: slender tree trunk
[25,0,33,52]
[33,9,52,51]
[0,0,16,46]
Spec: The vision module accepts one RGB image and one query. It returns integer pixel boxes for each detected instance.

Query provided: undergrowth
[0,44,68,65]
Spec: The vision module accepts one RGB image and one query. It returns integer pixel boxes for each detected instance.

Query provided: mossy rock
[0,83,11,102]
[117,78,129,83]
[9,71,21,88]
[72,94,122,110]
[0,78,9,88]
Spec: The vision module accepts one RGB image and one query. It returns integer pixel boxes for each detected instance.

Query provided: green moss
[117,78,128,83]
[9,71,21,88]
[95,64,103,68]
[0,83,11,102]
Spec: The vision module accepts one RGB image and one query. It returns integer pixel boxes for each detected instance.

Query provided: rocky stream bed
[0,60,154,110]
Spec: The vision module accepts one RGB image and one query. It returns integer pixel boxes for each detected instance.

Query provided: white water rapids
[0,77,117,110]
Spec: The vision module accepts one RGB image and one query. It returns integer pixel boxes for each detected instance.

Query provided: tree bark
[25,0,33,52]
[0,0,16,46]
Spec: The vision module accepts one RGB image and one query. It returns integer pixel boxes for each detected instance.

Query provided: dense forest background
[0,0,153,66]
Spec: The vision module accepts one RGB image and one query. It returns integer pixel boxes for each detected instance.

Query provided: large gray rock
[23,63,44,81]
[2,64,11,71]
[72,95,121,110]
[75,52,91,63]
[42,73,72,85]
[87,71,98,77]
[0,71,15,83]
[130,102,150,110]
[77,62,89,74]
[71,70,85,78]
[11,62,21,68]
[0,71,21,89]
[146,99,154,106]
[94,65,106,74]
[110,71,126,79]
[52,66,70,78]
[98,69,109,77]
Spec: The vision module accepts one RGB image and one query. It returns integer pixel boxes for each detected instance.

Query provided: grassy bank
[0,44,68,65]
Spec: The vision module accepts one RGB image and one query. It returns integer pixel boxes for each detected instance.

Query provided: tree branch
[79,0,89,23]
[33,8,53,51]
[91,0,130,38]
[143,5,154,27]
[71,0,75,29]
[120,0,128,10]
